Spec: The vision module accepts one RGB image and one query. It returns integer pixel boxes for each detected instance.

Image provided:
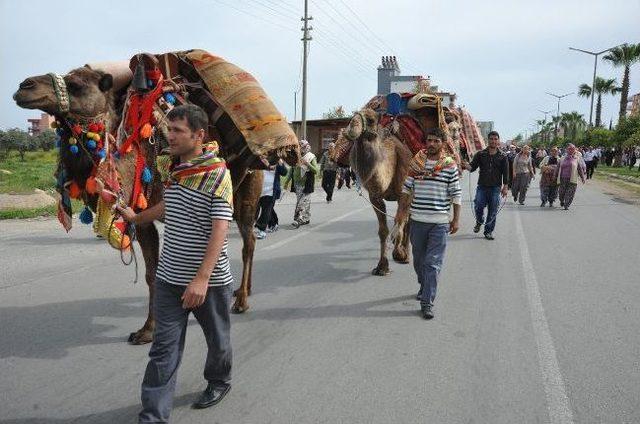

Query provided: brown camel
[14,61,295,344]
[336,108,413,275]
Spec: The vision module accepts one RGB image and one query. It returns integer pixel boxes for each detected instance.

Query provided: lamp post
[546,92,574,138]
[569,44,622,127]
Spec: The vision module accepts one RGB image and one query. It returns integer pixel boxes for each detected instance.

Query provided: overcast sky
[1,0,638,138]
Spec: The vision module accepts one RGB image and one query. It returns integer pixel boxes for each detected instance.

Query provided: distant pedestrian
[396,128,461,320]
[506,145,517,188]
[539,146,560,207]
[583,147,595,179]
[255,160,288,239]
[557,144,586,210]
[337,166,354,189]
[285,140,319,228]
[320,142,338,202]
[462,130,509,240]
[511,145,535,205]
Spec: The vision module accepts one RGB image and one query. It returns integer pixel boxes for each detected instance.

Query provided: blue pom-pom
[164,93,176,104]
[141,166,152,183]
[113,151,121,160]
[70,145,79,155]
[86,139,97,150]
[97,149,106,159]
[79,206,93,224]
[55,128,65,136]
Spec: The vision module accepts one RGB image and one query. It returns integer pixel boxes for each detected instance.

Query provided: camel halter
[48,73,70,114]
[345,111,368,142]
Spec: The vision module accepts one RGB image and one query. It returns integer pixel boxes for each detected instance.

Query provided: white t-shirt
[262,170,275,197]
[583,151,595,162]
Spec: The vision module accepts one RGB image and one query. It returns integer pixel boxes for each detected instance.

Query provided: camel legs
[392,216,411,264]
[370,195,390,276]
[128,223,159,345]
[231,170,262,314]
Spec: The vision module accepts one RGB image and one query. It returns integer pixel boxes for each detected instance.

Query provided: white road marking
[515,212,574,424]
[261,207,368,252]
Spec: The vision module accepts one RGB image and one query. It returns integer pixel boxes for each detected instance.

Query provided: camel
[336,108,413,275]
[13,56,297,344]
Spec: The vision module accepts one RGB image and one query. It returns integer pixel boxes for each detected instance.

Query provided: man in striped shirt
[396,128,461,320]
[118,105,234,422]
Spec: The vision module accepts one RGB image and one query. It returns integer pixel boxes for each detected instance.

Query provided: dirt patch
[592,175,640,206]
[0,189,57,211]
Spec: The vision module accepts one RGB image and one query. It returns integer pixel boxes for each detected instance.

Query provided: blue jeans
[474,186,500,234]
[410,220,449,307]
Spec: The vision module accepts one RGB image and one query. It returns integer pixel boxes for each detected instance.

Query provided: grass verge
[0,150,58,194]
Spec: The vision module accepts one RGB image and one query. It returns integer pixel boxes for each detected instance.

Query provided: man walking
[396,128,461,320]
[462,131,509,240]
[117,105,234,423]
[319,142,338,202]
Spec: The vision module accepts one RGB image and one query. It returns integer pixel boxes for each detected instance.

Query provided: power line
[209,0,297,33]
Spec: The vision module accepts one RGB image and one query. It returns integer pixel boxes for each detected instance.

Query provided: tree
[613,115,640,149]
[35,130,57,151]
[560,112,587,144]
[603,43,640,121]
[0,128,32,161]
[323,106,347,119]
[578,77,621,127]
[585,128,614,149]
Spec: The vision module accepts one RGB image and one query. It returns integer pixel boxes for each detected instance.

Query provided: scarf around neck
[157,141,233,209]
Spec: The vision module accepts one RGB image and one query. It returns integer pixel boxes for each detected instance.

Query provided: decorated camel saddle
[52,50,299,249]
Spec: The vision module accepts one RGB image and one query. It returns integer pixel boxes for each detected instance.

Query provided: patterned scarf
[157,142,233,209]
[408,149,456,179]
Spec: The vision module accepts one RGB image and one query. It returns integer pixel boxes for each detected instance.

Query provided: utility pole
[569,44,622,127]
[546,92,573,138]
[300,0,312,141]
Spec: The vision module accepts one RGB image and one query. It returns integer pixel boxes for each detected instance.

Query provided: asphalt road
[1,174,639,424]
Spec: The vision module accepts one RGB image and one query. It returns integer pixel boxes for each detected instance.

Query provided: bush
[585,128,614,148]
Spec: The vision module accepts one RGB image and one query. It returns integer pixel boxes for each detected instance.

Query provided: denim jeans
[474,185,501,234]
[410,220,449,307]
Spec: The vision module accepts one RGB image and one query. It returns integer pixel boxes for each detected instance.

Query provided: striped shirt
[156,183,234,287]
[402,159,462,224]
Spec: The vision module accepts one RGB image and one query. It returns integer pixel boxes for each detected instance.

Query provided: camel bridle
[48,73,70,114]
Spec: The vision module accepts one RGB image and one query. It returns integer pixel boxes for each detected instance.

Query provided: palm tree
[560,112,586,143]
[603,43,640,121]
[578,77,621,127]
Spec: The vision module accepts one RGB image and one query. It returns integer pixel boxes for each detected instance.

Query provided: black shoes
[484,233,495,240]
[473,222,482,233]
[540,201,546,207]
[192,382,231,409]
[421,304,434,320]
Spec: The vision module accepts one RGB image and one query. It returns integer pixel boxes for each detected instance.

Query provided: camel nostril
[19,78,36,90]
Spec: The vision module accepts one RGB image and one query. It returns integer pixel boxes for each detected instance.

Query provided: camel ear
[98,74,113,92]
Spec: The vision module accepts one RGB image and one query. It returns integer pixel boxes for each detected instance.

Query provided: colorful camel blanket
[458,108,486,156]
[157,142,233,209]
[183,50,298,159]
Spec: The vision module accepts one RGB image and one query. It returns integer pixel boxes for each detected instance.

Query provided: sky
[1,0,639,139]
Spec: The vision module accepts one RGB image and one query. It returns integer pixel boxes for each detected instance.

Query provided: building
[290,117,351,156]
[377,56,427,95]
[27,113,55,136]
[629,92,640,117]
[476,121,495,141]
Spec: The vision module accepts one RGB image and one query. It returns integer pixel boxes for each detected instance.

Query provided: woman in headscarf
[320,142,338,202]
[538,146,560,207]
[284,139,319,228]
[556,144,586,210]
[511,145,535,205]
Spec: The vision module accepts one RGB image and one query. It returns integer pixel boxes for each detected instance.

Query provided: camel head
[345,108,379,142]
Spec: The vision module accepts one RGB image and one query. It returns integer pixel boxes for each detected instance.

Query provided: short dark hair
[425,127,445,140]
[166,104,208,133]
[487,131,500,139]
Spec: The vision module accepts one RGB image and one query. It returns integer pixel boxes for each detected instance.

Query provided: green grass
[596,165,640,178]
[0,150,58,194]
[0,198,84,220]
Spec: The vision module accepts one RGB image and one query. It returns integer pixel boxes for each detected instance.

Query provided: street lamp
[569,44,623,127]
[546,92,574,138]
[538,109,552,122]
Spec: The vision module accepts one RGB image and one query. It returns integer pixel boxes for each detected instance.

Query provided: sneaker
[484,233,495,240]
[421,304,434,320]
[292,221,300,228]
[299,220,310,226]
[473,222,482,233]
[266,224,278,233]
[256,230,266,240]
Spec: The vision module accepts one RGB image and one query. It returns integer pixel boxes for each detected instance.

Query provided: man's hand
[116,205,137,223]
[500,185,508,197]
[449,219,459,235]
[181,279,208,309]
[461,160,470,171]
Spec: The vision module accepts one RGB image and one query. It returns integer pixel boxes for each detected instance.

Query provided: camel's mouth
[13,91,49,109]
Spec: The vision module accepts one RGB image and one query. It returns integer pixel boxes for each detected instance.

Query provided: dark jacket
[272,163,288,200]
[469,149,509,187]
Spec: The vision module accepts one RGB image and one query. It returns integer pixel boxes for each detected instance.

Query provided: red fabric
[119,76,165,156]
[395,115,425,155]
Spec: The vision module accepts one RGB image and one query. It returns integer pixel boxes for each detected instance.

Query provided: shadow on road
[0,296,148,360]
[0,392,197,424]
